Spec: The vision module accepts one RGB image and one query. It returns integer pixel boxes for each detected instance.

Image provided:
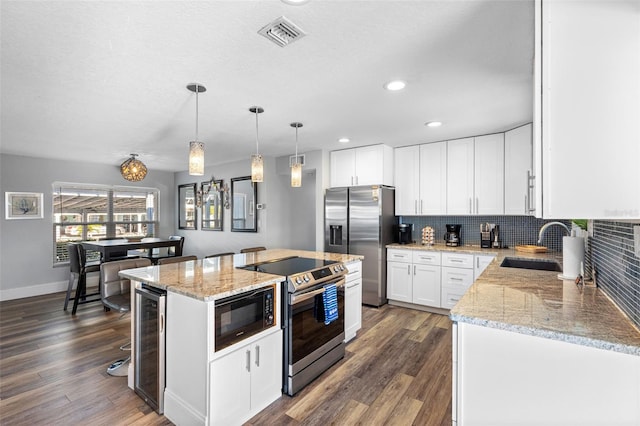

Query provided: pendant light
[290,122,303,187]
[120,154,147,182]
[187,83,206,176]
[249,106,264,182]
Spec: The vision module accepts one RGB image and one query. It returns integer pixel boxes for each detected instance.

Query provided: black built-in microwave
[214,284,276,351]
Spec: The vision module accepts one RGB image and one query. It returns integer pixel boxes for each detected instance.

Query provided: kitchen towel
[323,284,338,325]
[561,236,585,280]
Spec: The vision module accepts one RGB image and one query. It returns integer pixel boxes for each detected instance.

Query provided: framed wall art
[5,192,44,219]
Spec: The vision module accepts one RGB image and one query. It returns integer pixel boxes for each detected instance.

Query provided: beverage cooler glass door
[135,286,166,414]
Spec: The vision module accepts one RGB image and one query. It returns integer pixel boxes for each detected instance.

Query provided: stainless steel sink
[500,257,562,272]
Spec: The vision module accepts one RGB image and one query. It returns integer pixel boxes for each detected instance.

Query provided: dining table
[80,238,182,263]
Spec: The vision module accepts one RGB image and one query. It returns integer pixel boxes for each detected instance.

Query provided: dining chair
[64,243,101,315]
[145,235,185,264]
[240,246,266,253]
[205,252,235,259]
[100,257,152,376]
[157,255,197,265]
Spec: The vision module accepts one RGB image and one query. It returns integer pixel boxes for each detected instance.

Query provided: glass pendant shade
[251,154,264,182]
[189,141,205,176]
[121,154,147,182]
[291,162,302,187]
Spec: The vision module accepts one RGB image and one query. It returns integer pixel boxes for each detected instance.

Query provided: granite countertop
[387,243,640,356]
[118,249,363,302]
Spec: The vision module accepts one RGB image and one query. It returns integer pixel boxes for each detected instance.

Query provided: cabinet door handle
[477,257,480,268]
[255,345,260,367]
[475,197,479,214]
[355,176,358,185]
[415,200,418,215]
[525,194,528,215]
[469,198,472,214]
[407,264,410,275]
[420,199,423,214]
[413,265,416,275]
[246,350,251,372]
[351,176,354,186]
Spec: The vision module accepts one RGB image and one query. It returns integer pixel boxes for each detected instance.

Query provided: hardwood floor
[0,291,452,425]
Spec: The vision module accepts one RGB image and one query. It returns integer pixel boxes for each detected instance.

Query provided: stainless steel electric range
[238,256,348,396]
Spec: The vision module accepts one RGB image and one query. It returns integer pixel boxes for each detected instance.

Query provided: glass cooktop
[238,256,337,276]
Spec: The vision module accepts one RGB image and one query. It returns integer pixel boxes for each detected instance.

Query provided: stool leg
[71,273,86,315]
[63,273,77,311]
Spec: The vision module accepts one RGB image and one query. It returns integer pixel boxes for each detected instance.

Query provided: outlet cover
[634,226,640,258]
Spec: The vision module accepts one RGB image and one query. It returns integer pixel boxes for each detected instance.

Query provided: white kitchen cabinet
[210,330,282,426]
[387,249,441,308]
[395,142,446,215]
[474,254,495,281]
[536,0,640,219]
[344,260,362,343]
[387,258,413,303]
[453,322,640,425]
[412,264,441,307]
[473,133,504,215]
[446,138,475,215]
[504,123,534,215]
[441,252,474,309]
[330,144,393,187]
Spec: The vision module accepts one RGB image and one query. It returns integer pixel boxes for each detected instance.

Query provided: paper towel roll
[562,236,585,279]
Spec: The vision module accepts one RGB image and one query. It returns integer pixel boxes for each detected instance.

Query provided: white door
[505,124,533,215]
[210,345,251,425]
[420,142,447,215]
[447,138,474,215]
[354,145,382,186]
[474,133,504,215]
[387,261,412,303]
[330,149,356,187]
[394,146,419,215]
[250,331,283,413]
[412,264,441,307]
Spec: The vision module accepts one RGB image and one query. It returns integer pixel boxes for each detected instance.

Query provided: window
[53,182,159,265]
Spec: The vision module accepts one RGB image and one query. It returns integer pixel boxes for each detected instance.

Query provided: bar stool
[64,243,101,315]
[157,255,197,265]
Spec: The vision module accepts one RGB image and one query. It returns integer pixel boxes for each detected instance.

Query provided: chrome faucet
[537,221,571,244]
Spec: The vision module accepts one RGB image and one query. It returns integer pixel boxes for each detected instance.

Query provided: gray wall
[0,153,176,300]
[174,150,325,258]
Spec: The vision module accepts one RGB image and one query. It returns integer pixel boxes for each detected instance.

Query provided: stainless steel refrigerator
[325,186,396,306]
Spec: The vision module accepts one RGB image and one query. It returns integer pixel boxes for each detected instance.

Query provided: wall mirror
[178,183,197,230]
[201,180,223,231]
[231,176,257,232]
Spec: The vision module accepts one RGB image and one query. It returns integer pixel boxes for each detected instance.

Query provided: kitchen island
[119,249,363,426]
[445,246,640,425]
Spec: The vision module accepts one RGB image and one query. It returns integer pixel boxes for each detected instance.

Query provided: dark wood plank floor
[0,291,452,425]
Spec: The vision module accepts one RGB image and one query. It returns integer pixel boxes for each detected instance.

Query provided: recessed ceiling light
[281,0,310,5]
[425,121,442,127]
[384,80,406,91]
[338,137,350,143]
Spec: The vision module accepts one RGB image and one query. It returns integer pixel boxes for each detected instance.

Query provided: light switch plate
[634,225,640,258]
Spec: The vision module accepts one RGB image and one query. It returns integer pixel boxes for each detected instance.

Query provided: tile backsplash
[591,221,640,329]
[398,215,571,252]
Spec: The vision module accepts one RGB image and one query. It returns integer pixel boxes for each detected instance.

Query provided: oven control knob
[267,314,274,324]
[295,277,302,284]
[303,275,310,282]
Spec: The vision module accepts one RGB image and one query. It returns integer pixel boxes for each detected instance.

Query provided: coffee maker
[398,223,413,244]
[480,223,502,248]
[444,224,461,247]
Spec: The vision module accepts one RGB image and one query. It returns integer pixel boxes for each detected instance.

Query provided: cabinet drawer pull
[450,259,464,263]
[393,254,405,258]
[450,277,463,282]
[420,256,433,261]
[246,350,251,372]
[407,265,411,275]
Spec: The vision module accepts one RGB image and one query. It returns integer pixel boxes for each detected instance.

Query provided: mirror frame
[230,176,258,233]
[201,179,224,231]
[178,183,197,230]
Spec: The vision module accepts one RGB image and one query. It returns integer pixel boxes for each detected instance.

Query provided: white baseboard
[0,275,99,301]
[164,389,207,426]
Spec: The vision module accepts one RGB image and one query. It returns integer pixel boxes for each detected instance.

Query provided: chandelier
[187,83,206,176]
[290,122,303,187]
[120,154,147,182]
[249,106,264,182]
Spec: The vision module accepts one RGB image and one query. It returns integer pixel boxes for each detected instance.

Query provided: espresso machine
[397,223,413,244]
[444,224,461,247]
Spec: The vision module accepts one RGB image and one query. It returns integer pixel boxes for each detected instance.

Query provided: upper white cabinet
[330,144,394,187]
[447,136,504,215]
[474,134,504,215]
[395,142,446,215]
[536,0,640,219]
[505,124,534,215]
[447,138,475,215]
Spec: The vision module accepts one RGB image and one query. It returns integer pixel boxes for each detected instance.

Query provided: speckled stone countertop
[387,243,640,356]
[118,249,363,302]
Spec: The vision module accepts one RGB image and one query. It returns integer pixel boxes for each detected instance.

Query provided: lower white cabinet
[388,249,495,310]
[344,260,362,342]
[387,249,441,307]
[210,330,282,426]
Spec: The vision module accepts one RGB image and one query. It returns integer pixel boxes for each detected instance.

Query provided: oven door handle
[291,278,345,305]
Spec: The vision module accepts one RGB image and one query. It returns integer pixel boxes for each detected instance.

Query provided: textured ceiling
[1,0,534,173]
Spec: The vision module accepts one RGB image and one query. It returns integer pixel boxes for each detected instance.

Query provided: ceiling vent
[258,16,306,47]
